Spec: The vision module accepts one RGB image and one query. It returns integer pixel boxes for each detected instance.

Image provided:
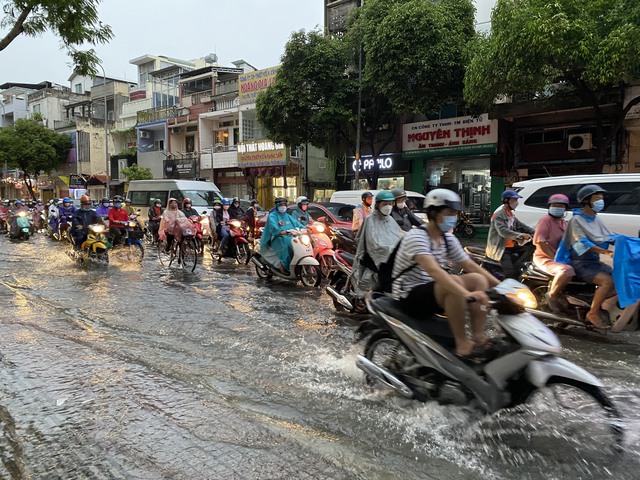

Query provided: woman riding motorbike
[260,197,306,274]
[159,198,187,252]
[390,188,422,232]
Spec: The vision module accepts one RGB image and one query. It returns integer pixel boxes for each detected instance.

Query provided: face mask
[63,203,71,208]
[82,205,91,211]
[102,203,109,207]
[396,201,406,210]
[509,200,518,210]
[592,199,605,212]
[438,215,458,232]
[233,203,239,207]
[154,204,161,208]
[380,205,393,216]
[277,206,287,213]
[114,203,122,208]
[170,204,177,210]
[548,207,565,218]
[213,205,221,210]
[223,205,230,210]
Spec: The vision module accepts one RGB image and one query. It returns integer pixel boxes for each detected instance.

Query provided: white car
[513,174,640,237]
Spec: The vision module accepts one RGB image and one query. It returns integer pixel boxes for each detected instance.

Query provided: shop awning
[242,166,285,178]
[86,174,108,186]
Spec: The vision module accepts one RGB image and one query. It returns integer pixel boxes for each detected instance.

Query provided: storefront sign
[403,114,498,158]
[349,154,409,174]
[69,174,86,187]
[237,140,287,167]
[238,66,278,106]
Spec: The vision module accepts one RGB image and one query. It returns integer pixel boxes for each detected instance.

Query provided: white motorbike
[356,279,623,448]
[251,228,322,287]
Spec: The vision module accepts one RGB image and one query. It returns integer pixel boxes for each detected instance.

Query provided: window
[186,136,195,153]
[523,182,640,210]
[148,192,168,206]
[129,191,149,205]
[154,139,164,151]
[599,182,640,213]
[606,186,640,215]
[75,83,83,93]
[171,190,221,207]
[33,104,41,113]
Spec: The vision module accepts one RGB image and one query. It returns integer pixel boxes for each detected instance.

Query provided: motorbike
[31,208,46,233]
[212,219,252,264]
[330,226,357,255]
[109,215,145,263]
[325,249,369,315]
[308,222,335,277]
[10,211,32,240]
[70,224,111,265]
[463,238,534,281]
[520,262,639,332]
[453,211,476,239]
[48,212,73,242]
[0,211,8,234]
[188,212,211,255]
[251,228,322,287]
[355,279,623,448]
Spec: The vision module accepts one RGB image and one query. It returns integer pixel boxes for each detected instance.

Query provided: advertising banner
[237,140,287,167]
[238,66,278,106]
[403,114,498,158]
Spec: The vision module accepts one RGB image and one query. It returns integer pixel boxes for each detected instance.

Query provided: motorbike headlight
[18,211,26,217]
[300,234,311,246]
[230,220,242,228]
[314,224,325,233]
[128,221,137,228]
[92,225,105,233]
[506,288,538,309]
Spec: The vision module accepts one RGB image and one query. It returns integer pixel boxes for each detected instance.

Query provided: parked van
[126,180,222,218]
[513,174,640,237]
[330,189,427,212]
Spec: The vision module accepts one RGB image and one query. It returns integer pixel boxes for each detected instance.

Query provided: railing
[214,82,238,96]
[137,106,179,124]
[53,118,77,130]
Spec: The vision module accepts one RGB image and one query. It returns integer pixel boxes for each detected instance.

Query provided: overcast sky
[0,0,496,86]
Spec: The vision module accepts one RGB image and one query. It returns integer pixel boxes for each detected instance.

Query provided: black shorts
[398,282,444,318]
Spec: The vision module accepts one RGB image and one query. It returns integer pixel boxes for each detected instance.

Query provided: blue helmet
[501,190,522,201]
[14,199,22,205]
[221,198,231,205]
[62,196,72,203]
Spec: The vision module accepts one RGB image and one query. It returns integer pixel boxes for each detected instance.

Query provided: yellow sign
[237,141,287,167]
[238,66,278,106]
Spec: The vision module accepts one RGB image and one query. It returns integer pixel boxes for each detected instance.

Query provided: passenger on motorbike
[216,198,233,253]
[123,198,136,216]
[559,185,616,328]
[107,195,129,246]
[148,199,163,242]
[47,198,59,218]
[229,197,245,220]
[390,188,422,232]
[0,200,8,229]
[71,195,103,250]
[532,194,575,313]
[241,199,259,238]
[57,197,76,233]
[181,198,199,218]
[95,197,111,219]
[353,190,402,297]
[260,197,306,274]
[486,190,535,278]
[291,196,312,226]
[392,189,500,359]
[352,191,374,234]
[8,200,28,236]
[159,198,186,252]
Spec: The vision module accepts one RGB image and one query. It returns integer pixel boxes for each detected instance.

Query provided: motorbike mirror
[136,208,141,212]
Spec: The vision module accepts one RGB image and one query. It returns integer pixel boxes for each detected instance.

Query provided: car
[256,202,355,230]
[513,173,640,237]
[238,199,267,217]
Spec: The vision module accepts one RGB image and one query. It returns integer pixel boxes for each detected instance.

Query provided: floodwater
[1,234,639,479]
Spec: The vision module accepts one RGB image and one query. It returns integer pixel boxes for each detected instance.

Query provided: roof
[513,173,640,186]
[180,66,244,81]
[0,81,52,91]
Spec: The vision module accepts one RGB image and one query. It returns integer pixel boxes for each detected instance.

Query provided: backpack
[375,226,450,293]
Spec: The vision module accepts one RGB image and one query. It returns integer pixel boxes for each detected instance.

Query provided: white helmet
[295,196,309,205]
[425,189,463,211]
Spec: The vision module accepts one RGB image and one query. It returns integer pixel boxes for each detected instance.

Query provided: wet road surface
[1,234,639,479]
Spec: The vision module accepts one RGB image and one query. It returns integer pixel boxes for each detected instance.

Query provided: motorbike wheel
[180,238,198,272]
[235,243,251,264]
[128,243,144,263]
[299,264,322,287]
[254,259,271,279]
[330,274,348,313]
[318,254,334,278]
[530,285,550,311]
[462,224,476,238]
[363,331,410,387]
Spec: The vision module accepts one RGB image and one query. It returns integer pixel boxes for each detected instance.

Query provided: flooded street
[1,234,640,479]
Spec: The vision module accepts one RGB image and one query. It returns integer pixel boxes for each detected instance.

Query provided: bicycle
[157,220,198,272]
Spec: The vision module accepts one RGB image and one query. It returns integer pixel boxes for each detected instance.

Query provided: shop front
[336,153,411,191]
[403,114,499,224]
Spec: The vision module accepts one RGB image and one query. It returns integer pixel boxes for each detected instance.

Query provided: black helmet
[274,196,287,206]
[113,195,123,203]
[391,188,406,199]
[577,184,607,203]
[101,197,110,204]
[361,191,373,200]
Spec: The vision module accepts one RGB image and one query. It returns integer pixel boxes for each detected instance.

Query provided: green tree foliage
[465,0,640,165]
[0,118,72,199]
[0,0,113,75]
[120,163,153,181]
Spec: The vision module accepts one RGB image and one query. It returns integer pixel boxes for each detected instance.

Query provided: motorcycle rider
[0,199,9,233]
[558,185,616,328]
[352,191,374,233]
[229,197,245,220]
[71,195,103,250]
[353,190,402,297]
[260,196,306,274]
[95,197,111,219]
[532,194,575,313]
[107,195,129,246]
[209,199,222,242]
[123,198,136,215]
[216,198,233,253]
[8,199,28,237]
[486,190,535,278]
[390,188,422,232]
[241,199,259,238]
[181,198,199,219]
[159,197,187,252]
[148,198,163,242]
[57,197,76,236]
[392,189,500,359]
[291,196,312,226]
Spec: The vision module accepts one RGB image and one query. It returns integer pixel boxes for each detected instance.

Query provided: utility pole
[354,0,364,189]
[97,64,110,198]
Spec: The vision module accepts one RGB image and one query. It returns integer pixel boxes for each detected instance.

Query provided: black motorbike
[330,226,357,255]
[325,250,368,315]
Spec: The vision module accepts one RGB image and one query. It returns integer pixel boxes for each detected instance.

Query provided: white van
[126,179,222,217]
[513,174,640,237]
[330,189,427,211]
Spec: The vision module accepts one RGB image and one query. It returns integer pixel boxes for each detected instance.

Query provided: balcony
[137,106,180,124]
[54,118,77,130]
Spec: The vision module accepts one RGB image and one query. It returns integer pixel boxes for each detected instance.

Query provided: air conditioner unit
[568,133,592,151]
[171,127,183,135]
[139,131,150,139]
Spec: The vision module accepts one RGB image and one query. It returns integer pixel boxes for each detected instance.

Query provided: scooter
[463,239,534,280]
[212,219,252,264]
[330,226,357,254]
[10,211,32,240]
[325,250,369,315]
[308,222,335,277]
[70,224,111,265]
[355,279,623,448]
[0,211,8,234]
[251,228,322,287]
[453,211,476,238]
[187,212,211,254]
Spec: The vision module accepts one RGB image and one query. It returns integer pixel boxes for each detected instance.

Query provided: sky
[0,0,497,86]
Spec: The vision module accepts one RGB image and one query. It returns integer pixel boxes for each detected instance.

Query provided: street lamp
[97,63,110,198]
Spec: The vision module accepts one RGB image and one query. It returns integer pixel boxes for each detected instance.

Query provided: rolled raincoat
[260,210,305,270]
[158,208,187,241]
[353,211,402,296]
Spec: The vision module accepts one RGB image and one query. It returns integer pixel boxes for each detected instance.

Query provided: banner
[238,66,278,106]
[237,140,287,167]
[403,114,498,158]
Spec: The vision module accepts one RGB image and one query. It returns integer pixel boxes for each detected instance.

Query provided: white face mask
[380,205,393,216]
[509,200,519,210]
[396,201,406,210]
[277,206,287,213]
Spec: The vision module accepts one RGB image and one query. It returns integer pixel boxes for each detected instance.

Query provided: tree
[0,118,72,199]
[0,0,113,75]
[464,0,640,169]
[120,163,153,181]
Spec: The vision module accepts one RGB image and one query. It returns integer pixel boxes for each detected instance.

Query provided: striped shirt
[391,228,469,299]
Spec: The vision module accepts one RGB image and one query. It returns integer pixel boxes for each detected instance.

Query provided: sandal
[455,344,491,365]
[586,311,611,329]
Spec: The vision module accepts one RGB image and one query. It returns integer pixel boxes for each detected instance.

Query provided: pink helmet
[547,194,570,205]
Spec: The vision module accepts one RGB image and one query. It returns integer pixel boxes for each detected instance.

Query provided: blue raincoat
[612,235,640,308]
[261,210,305,270]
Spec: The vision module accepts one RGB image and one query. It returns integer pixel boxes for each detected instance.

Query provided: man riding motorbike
[71,195,103,250]
[557,184,616,328]
[123,198,136,215]
[107,195,129,246]
[148,198,163,242]
[486,190,535,278]
[390,188,422,232]
[392,189,500,359]
[57,197,76,237]
[352,191,374,234]
[241,199,259,239]
[353,190,403,297]
[229,197,245,220]
[291,196,312,226]
[181,198,199,218]
[260,197,306,274]
[532,194,575,313]
[95,197,111,219]
[8,199,28,237]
